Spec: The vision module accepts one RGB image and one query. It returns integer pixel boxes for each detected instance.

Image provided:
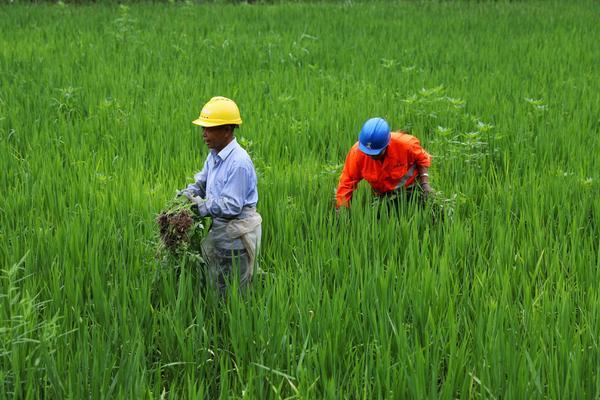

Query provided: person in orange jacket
[336,117,433,208]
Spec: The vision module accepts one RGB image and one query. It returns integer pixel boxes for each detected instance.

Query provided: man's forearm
[417,165,430,186]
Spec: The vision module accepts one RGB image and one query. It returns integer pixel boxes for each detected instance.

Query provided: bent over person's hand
[421,182,434,200]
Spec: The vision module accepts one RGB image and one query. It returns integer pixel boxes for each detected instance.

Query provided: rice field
[1,1,599,398]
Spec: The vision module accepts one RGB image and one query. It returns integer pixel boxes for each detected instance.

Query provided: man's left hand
[422,183,434,200]
[183,192,206,208]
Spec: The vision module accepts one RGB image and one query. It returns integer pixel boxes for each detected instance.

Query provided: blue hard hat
[358,117,391,156]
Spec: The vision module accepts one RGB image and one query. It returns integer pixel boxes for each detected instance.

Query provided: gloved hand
[176,189,190,197]
[182,191,206,208]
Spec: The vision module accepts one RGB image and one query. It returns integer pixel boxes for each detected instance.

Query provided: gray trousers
[206,247,252,295]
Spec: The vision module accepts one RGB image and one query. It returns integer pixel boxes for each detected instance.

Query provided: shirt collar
[211,138,239,161]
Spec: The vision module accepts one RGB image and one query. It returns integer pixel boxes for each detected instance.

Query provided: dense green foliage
[1,1,599,398]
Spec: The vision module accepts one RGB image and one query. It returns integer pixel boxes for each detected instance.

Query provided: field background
[1,1,599,398]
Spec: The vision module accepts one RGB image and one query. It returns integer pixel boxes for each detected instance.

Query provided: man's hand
[421,183,434,200]
[335,206,350,221]
[183,191,206,208]
[177,189,191,197]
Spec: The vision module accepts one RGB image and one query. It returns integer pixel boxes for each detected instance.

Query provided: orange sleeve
[336,148,362,208]
[410,137,431,167]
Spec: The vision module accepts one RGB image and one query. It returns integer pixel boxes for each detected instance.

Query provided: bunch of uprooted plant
[155,196,207,266]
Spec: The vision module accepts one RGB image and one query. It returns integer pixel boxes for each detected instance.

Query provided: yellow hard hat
[192,96,243,127]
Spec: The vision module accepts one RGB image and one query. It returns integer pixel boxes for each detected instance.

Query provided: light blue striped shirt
[185,138,258,219]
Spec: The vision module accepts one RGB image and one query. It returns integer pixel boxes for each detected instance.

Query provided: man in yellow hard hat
[180,96,262,294]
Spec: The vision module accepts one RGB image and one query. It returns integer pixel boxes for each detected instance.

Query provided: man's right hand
[421,183,434,200]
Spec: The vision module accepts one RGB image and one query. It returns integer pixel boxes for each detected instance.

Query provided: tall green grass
[1,1,599,398]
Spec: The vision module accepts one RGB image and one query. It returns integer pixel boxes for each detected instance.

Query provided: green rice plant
[155,196,205,258]
[0,1,598,398]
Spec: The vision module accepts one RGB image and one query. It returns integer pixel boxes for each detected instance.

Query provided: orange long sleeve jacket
[336,131,431,208]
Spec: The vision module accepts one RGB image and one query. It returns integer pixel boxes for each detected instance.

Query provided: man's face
[202,125,232,151]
